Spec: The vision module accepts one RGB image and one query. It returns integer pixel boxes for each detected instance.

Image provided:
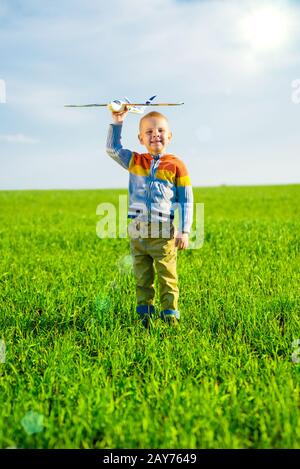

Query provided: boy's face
[138,116,172,156]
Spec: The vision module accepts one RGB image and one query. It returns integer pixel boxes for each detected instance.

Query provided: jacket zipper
[147,155,160,220]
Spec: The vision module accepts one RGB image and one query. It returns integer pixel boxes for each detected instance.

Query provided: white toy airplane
[64,95,184,114]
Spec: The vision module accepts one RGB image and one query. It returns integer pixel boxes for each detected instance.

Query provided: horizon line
[0,182,299,192]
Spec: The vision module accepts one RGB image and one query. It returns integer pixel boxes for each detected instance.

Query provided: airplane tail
[145,95,157,105]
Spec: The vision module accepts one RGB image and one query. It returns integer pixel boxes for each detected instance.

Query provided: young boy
[106,107,193,328]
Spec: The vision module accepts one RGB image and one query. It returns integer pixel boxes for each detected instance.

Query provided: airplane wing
[64,102,184,107]
[64,94,183,110]
[64,104,107,107]
[125,103,184,106]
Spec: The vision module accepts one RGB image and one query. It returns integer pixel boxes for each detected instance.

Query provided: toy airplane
[64,95,184,114]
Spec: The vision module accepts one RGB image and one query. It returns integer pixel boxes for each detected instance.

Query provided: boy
[106,107,193,328]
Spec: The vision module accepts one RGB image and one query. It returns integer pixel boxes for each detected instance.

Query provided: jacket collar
[150,153,163,160]
[143,152,166,161]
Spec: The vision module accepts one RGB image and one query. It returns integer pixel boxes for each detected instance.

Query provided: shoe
[163,315,179,326]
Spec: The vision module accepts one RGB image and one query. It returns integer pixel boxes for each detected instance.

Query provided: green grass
[0,184,299,448]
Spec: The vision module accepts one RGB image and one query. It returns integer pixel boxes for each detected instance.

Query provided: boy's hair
[139,111,169,132]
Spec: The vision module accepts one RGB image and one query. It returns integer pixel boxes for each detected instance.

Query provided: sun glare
[240,6,289,51]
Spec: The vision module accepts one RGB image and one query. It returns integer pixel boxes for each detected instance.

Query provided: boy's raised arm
[106,107,133,170]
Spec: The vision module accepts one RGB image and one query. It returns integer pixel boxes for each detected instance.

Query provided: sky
[0,0,300,190]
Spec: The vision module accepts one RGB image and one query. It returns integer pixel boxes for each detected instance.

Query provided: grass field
[0,184,299,449]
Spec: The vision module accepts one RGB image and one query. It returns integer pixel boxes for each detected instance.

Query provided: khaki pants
[128,220,180,320]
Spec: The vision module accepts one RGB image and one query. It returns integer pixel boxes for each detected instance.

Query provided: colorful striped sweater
[106,123,193,233]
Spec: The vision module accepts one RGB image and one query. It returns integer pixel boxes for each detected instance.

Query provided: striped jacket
[106,123,193,233]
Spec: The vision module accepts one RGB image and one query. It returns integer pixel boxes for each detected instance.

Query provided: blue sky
[0,0,299,190]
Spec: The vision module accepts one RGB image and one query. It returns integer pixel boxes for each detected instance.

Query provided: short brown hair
[139,111,169,132]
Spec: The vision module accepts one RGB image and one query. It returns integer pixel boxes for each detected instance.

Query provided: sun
[239,6,289,51]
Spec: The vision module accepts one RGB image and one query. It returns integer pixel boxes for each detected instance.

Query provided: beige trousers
[128,220,180,319]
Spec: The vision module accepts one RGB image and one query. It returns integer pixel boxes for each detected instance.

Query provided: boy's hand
[111,106,129,124]
[175,232,189,250]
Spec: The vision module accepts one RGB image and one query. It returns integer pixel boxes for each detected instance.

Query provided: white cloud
[0,133,39,144]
